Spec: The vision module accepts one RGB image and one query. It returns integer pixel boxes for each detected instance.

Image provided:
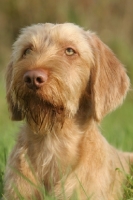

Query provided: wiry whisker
[29,109,40,126]
[49,109,56,132]
[39,113,45,131]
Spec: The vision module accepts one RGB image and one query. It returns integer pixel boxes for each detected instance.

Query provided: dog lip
[28,83,40,91]
[24,80,42,91]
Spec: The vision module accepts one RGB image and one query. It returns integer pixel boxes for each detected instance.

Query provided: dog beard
[19,93,65,134]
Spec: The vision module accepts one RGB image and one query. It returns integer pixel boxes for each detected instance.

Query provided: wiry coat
[4,23,133,200]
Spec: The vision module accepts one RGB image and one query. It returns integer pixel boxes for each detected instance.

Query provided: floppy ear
[6,61,23,121]
[88,34,130,121]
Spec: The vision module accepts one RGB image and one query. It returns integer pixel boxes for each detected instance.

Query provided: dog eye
[23,48,32,57]
[65,48,76,56]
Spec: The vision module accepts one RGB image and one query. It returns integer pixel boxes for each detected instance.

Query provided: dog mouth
[17,91,65,132]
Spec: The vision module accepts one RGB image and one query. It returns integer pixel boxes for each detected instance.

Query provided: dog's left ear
[87,33,130,121]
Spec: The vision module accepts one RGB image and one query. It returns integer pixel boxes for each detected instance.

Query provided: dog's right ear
[6,61,23,121]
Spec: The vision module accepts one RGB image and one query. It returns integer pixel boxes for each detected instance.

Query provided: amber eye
[23,48,32,57]
[65,47,76,56]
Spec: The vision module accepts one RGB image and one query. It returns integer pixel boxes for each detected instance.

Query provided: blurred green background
[0,0,133,174]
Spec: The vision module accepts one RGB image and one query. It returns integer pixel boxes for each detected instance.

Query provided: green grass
[0,75,133,199]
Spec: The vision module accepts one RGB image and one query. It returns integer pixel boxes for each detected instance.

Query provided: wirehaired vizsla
[4,23,133,200]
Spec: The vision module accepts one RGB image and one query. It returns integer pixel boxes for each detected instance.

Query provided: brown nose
[23,69,48,90]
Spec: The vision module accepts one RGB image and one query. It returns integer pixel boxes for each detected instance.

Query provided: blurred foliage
[0,0,133,80]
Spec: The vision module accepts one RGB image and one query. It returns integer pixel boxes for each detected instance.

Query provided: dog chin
[20,94,65,133]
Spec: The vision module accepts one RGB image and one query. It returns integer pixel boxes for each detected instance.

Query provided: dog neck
[24,118,82,191]
[18,118,103,193]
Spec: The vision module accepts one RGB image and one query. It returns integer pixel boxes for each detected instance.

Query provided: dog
[3,23,133,200]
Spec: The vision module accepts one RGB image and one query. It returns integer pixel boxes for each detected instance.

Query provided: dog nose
[23,69,48,90]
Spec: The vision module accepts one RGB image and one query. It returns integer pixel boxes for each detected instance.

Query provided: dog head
[6,23,129,131]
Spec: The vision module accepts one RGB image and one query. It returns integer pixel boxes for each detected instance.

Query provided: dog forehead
[52,23,85,38]
[19,23,87,47]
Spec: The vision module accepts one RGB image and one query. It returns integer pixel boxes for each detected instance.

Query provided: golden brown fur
[3,23,133,200]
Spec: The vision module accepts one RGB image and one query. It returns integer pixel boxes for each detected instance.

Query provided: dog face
[6,23,129,132]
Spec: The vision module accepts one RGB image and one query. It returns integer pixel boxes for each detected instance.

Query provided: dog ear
[6,61,23,121]
[88,34,130,121]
